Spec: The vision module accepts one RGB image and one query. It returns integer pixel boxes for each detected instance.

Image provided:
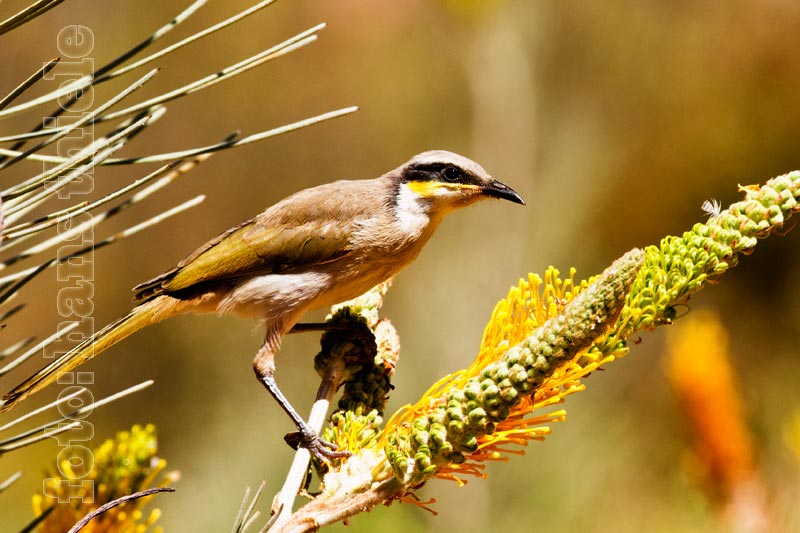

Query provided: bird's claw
[284,426,352,462]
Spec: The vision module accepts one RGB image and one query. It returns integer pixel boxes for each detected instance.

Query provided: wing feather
[132,178,386,302]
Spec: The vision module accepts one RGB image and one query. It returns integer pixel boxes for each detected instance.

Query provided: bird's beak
[482,179,526,205]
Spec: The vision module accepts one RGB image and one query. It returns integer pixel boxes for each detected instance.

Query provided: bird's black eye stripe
[403,163,471,184]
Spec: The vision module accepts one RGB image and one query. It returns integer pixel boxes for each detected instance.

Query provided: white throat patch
[394,182,431,236]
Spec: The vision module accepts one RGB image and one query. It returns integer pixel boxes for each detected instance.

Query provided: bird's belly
[216,263,396,323]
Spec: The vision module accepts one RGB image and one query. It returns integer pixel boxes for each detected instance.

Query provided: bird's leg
[289,320,375,347]
[252,342,349,462]
[289,322,352,333]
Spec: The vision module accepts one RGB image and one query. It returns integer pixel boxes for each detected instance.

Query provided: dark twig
[66,487,175,533]
[0,0,67,37]
[17,505,54,533]
[0,58,59,112]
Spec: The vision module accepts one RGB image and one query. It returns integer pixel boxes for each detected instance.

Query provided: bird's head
[394,150,525,217]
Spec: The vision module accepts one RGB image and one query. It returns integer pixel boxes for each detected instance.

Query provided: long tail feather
[1,295,182,412]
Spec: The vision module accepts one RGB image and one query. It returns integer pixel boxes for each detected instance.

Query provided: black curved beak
[483,179,525,205]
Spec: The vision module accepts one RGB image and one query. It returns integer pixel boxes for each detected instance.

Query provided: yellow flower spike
[286,173,799,530]
[32,424,175,533]
[383,250,643,485]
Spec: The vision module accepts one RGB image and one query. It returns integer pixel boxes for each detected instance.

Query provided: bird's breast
[215,253,410,323]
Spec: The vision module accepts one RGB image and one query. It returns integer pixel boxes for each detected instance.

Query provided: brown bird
[1,150,525,459]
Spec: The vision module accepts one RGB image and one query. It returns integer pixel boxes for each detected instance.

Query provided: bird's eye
[441,166,460,182]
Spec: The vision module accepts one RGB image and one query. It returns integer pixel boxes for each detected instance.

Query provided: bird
[1,150,525,460]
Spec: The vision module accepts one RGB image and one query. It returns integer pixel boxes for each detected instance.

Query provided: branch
[280,477,404,533]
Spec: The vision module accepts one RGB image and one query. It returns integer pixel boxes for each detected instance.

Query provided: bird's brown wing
[132,178,385,302]
[132,216,355,301]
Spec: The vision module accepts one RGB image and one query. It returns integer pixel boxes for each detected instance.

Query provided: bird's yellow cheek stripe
[406,181,481,198]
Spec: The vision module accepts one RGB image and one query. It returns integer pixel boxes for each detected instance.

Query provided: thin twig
[0,57,59,112]
[0,0,67,36]
[0,106,357,166]
[0,388,83,434]
[0,68,159,172]
[0,381,154,450]
[1,151,210,270]
[0,0,268,119]
[0,0,204,166]
[101,0,278,81]
[0,196,203,303]
[0,321,79,377]
[2,159,179,241]
[3,137,128,225]
[0,420,81,453]
[17,505,54,533]
[0,469,23,493]
[66,487,175,533]
[232,480,271,533]
[91,0,209,80]
[95,25,323,124]
[233,484,254,532]
[0,303,24,323]
[0,336,35,361]
[1,107,165,218]
[1,107,164,200]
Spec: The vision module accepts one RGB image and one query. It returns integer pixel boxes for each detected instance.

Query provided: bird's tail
[1,295,183,412]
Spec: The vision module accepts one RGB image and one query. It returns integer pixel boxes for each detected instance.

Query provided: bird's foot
[284,425,352,462]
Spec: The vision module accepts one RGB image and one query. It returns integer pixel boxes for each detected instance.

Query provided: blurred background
[2,0,800,531]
